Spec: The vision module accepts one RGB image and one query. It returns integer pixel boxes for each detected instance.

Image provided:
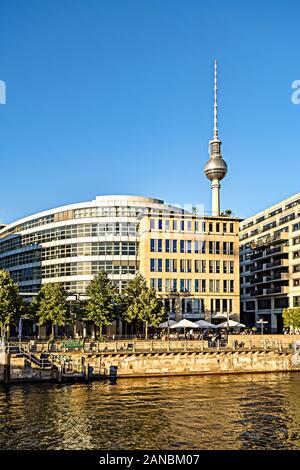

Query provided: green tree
[138,287,165,339]
[220,209,233,217]
[282,308,300,332]
[85,271,119,338]
[0,269,23,337]
[32,283,70,339]
[122,274,166,339]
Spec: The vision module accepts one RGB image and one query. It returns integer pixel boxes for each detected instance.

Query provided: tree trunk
[145,321,148,340]
[99,323,102,340]
[51,324,55,340]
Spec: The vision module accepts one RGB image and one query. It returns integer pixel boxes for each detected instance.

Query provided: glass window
[158,239,162,252]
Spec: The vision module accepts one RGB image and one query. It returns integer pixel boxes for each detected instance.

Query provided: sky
[0,0,300,224]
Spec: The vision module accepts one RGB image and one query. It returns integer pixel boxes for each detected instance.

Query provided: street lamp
[256,318,268,335]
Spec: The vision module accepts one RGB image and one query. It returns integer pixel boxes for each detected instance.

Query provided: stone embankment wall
[85,349,300,378]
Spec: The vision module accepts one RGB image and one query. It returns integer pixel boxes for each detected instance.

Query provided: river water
[0,372,300,450]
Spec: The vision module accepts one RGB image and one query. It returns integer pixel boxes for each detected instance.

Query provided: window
[209,222,213,232]
[150,239,155,252]
[230,223,234,233]
[166,259,170,272]
[181,220,185,231]
[158,239,162,252]
[150,219,155,230]
[173,240,177,253]
[165,239,170,253]
[187,221,192,231]
[216,223,220,232]
[158,219,163,230]
[223,223,227,233]
[180,240,185,253]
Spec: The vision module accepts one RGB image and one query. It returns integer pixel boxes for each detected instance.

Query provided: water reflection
[1,373,300,449]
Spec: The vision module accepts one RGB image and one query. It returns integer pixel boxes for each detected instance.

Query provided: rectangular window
[150,219,155,230]
[158,259,162,272]
[209,222,213,232]
[173,240,177,253]
[158,219,162,230]
[150,239,155,252]
[173,220,177,230]
[181,220,185,231]
[165,259,170,272]
[216,222,220,232]
[165,220,170,231]
[180,240,185,253]
[165,239,170,253]
[150,259,155,272]
[187,240,192,253]
[158,239,162,252]
[223,223,227,232]
[230,223,234,233]
[194,241,199,253]
[187,221,192,231]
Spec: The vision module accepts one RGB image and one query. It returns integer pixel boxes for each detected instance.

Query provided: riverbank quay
[1,336,300,384]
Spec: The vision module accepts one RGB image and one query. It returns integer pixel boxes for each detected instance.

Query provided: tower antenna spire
[213,59,218,139]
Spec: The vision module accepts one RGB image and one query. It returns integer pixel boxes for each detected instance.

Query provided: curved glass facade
[0,195,184,297]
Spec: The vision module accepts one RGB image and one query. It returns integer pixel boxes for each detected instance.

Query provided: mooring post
[4,352,10,385]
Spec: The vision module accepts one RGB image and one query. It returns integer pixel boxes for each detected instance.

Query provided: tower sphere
[204,156,228,181]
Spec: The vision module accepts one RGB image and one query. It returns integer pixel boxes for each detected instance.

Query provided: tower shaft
[211,179,220,216]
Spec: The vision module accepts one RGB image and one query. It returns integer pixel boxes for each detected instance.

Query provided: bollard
[4,353,10,385]
[57,365,62,383]
[114,341,118,352]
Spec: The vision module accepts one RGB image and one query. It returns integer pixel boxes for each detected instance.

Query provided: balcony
[251,286,289,297]
[250,258,288,273]
[249,272,289,285]
[250,231,289,249]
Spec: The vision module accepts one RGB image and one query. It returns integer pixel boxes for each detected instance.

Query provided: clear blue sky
[0,0,299,224]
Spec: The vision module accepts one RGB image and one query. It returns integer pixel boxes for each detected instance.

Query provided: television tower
[204,60,228,216]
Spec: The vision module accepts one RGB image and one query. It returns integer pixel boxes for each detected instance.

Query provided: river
[1,372,300,450]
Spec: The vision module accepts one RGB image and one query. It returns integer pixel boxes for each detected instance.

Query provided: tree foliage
[122,274,166,338]
[0,269,22,334]
[282,308,300,331]
[85,271,119,338]
[32,283,70,338]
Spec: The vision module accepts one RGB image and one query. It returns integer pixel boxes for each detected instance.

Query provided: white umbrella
[159,320,177,328]
[195,319,217,329]
[216,320,245,328]
[170,319,201,329]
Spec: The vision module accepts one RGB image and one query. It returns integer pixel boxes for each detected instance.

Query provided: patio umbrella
[170,319,200,338]
[216,320,246,328]
[195,320,217,329]
[159,320,177,328]
[170,319,201,329]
